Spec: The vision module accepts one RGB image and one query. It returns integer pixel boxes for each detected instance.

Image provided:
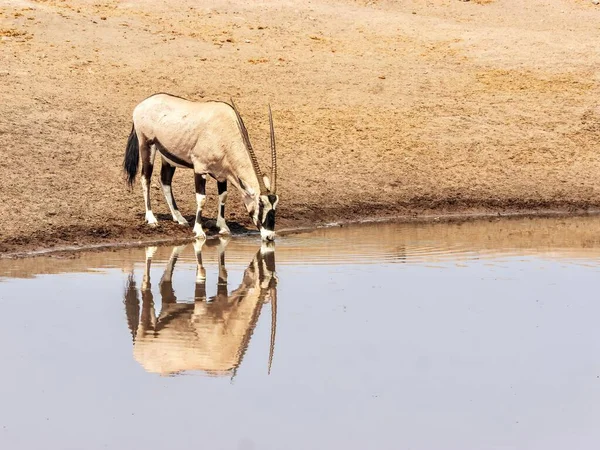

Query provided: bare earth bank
[1,0,600,254]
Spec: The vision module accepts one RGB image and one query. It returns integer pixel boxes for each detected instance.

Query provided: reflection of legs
[141,139,157,225]
[142,246,157,290]
[193,239,206,301]
[159,246,185,306]
[193,173,207,239]
[160,245,185,284]
[140,246,158,330]
[124,273,140,340]
[216,237,230,301]
[160,162,188,225]
[216,180,231,235]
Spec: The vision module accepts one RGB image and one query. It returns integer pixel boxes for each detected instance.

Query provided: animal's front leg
[193,173,207,239]
[216,180,231,235]
[140,140,158,226]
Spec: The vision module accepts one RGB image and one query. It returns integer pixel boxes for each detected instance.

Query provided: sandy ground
[1,0,600,253]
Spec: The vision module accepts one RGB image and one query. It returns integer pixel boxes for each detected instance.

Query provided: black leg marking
[141,158,153,181]
[140,140,155,216]
[195,173,206,225]
[217,180,227,226]
[160,162,176,185]
[195,173,207,196]
[217,180,227,195]
[160,163,178,210]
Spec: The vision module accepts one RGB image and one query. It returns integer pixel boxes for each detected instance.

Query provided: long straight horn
[268,104,277,194]
[230,98,267,194]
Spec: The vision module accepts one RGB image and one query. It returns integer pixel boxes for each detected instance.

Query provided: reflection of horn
[268,285,277,375]
[268,104,277,194]
[260,243,278,374]
[230,98,267,194]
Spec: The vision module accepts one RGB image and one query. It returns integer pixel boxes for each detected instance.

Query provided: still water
[1,217,600,450]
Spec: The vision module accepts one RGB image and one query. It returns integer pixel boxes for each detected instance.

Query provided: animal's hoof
[193,223,206,239]
[145,211,158,225]
[147,222,158,228]
[173,214,189,225]
[218,227,231,236]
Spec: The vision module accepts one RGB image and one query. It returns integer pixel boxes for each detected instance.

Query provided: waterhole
[1,216,600,449]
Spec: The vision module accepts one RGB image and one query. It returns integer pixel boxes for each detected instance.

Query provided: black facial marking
[153,139,194,169]
[264,209,275,231]
[257,202,264,228]
[267,194,277,205]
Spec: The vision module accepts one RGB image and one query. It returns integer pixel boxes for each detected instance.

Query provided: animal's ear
[263,174,271,192]
[238,178,256,197]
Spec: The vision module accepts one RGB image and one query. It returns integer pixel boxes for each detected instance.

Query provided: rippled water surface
[1,217,600,450]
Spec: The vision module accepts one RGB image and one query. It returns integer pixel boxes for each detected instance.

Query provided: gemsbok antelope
[123,240,278,377]
[123,93,279,241]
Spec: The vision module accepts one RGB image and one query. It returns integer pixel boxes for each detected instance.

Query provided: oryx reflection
[124,239,278,377]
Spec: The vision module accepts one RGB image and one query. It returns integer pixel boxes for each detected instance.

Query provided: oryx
[123,93,279,241]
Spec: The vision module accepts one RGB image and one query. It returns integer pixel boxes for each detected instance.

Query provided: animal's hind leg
[193,173,207,239]
[216,180,231,235]
[160,161,188,225]
[140,136,157,226]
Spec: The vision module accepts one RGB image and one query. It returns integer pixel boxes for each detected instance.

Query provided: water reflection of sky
[1,223,600,449]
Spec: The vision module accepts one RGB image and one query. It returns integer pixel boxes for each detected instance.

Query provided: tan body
[124,93,279,241]
[133,95,259,191]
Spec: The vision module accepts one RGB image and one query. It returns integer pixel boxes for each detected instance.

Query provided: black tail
[124,124,139,188]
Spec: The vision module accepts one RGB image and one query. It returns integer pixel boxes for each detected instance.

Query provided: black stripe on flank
[152,139,194,169]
